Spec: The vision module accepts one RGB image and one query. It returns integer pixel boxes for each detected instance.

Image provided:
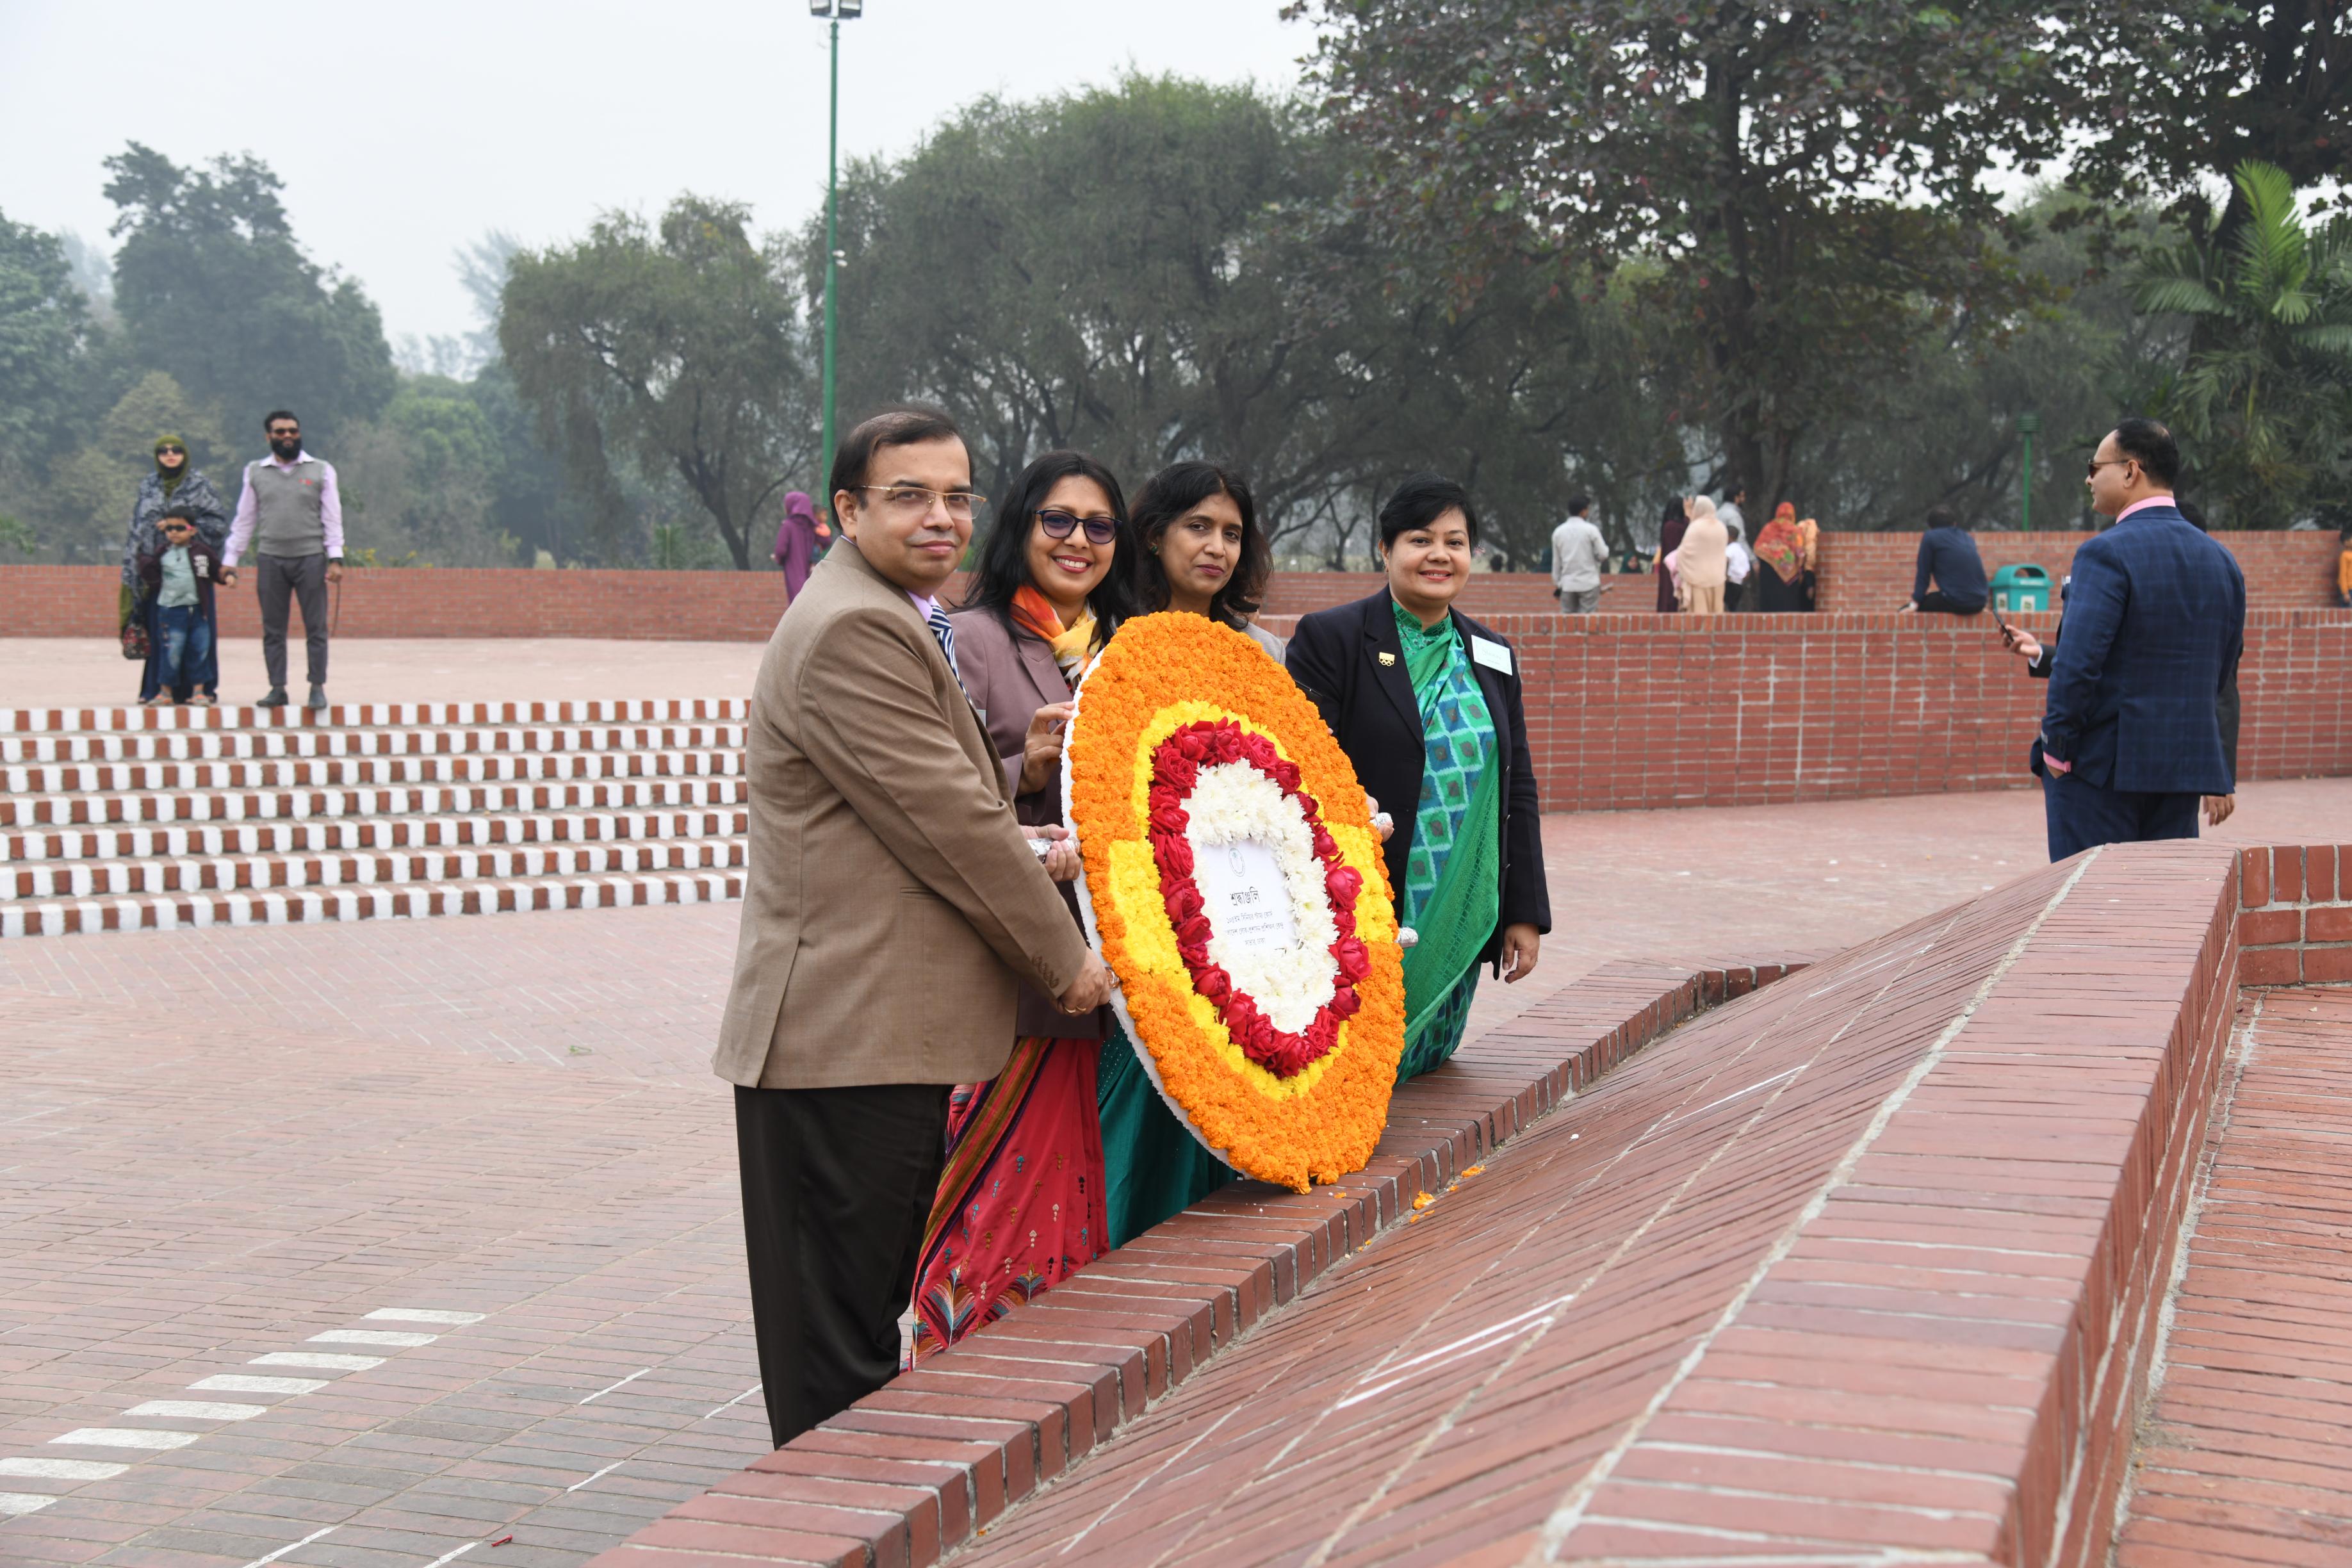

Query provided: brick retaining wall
[2235,842,2352,986]
[1813,528,2342,612]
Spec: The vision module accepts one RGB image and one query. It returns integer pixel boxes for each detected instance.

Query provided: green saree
[1390,602,1503,1082]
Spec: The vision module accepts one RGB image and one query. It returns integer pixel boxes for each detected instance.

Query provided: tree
[103,142,395,444]
[0,211,93,487]
[38,370,229,562]
[2061,0,2349,244]
[501,197,815,569]
[1290,0,2068,510]
[2136,160,2352,526]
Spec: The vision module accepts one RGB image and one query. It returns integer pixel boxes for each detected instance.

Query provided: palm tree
[2135,160,2352,528]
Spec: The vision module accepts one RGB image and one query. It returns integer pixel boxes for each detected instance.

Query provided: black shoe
[306,684,329,712]
[257,687,288,708]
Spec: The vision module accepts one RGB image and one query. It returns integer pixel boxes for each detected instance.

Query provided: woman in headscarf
[1672,495,1729,615]
[770,490,828,601]
[912,450,1139,1359]
[1653,497,1689,612]
[1749,501,1813,612]
[1287,473,1549,1081]
[123,435,231,704]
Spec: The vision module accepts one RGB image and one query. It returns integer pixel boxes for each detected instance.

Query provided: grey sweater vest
[249,460,327,558]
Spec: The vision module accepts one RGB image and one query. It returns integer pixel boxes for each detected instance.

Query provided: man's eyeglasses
[2086,457,2132,477]
[857,484,986,523]
[1036,509,1119,546]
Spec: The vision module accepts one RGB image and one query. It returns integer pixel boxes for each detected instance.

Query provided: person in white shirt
[1717,483,1747,544]
[1549,494,1609,614]
[1724,515,1754,612]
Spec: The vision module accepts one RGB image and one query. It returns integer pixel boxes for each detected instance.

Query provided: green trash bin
[1991,563,2050,614]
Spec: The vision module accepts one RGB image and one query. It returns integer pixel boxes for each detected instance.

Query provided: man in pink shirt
[219,409,345,710]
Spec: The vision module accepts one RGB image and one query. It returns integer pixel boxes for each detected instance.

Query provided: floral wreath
[1064,612,1406,1191]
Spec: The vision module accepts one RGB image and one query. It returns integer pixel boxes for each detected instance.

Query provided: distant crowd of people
[1548,485,1820,616]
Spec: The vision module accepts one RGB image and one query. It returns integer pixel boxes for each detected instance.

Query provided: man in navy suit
[2037,418,2245,861]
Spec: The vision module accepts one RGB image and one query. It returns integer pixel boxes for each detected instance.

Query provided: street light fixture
[810,0,862,517]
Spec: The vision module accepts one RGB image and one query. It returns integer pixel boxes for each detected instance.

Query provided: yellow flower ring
[1063,612,1406,1191]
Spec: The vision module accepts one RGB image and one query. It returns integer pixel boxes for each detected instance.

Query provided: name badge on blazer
[1470,635,1514,676]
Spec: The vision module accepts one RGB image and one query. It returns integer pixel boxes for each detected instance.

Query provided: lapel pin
[1378,651,1397,666]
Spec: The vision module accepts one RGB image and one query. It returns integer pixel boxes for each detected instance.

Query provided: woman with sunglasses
[911,450,1141,1359]
[123,434,231,705]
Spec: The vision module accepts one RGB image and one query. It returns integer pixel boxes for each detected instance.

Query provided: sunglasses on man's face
[1036,509,1119,546]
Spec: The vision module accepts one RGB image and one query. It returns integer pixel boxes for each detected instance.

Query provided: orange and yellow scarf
[1010,586,1100,684]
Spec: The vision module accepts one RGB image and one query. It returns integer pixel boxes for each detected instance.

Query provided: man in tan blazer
[718,404,1111,1447]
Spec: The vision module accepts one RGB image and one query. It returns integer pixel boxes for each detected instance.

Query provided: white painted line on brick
[125,1400,266,1421]
[420,1542,477,1568]
[0,1492,57,1516]
[363,1309,485,1325]
[578,1367,651,1405]
[190,1375,327,1396]
[701,1383,762,1421]
[566,1461,624,1492]
[251,1352,384,1371]
[239,1524,336,1567]
[309,1329,436,1347]
[0,1458,127,1480]
[50,1428,197,1450]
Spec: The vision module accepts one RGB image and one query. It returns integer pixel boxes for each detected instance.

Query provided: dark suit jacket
[1286,589,1550,972]
[2029,608,2239,782]
[947,605,1107,1041]
[2039,504,2244,795]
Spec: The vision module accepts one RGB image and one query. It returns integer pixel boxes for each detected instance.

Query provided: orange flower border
[1064,612,1406,1191]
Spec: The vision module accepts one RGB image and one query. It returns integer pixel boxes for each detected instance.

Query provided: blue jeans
[156,604,212,692]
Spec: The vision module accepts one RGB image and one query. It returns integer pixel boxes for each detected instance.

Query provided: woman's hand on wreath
[1020,702,1074,795]
[1499,923,1541,984]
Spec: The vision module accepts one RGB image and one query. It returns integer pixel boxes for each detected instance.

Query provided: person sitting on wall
[1900,505,1988,614]
[2022,418,2244,862]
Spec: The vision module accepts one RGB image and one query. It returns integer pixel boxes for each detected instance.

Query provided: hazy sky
[1,1,1321,348]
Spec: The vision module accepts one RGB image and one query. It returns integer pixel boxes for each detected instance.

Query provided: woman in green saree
[1284,473,1550,1078]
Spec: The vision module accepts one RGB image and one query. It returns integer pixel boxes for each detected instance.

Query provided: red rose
[1325,865,1363,904]
[1174,729,1213,762]
[1166,881,1204,923]
[1149,801,1189,836]
[1175,913,1213,949]
[1157,754,1200,792]
[1328,984,1361,1020]
[1332,936,1370,982]
[1152,831,1194,877]
[1276,762,1304,793]
[1312,828,1339,861]
[1195,965,1232,1004]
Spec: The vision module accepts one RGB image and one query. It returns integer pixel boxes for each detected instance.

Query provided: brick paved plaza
[4,644,2349,1565]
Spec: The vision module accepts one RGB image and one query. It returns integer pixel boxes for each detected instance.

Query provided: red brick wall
[1485,607,2351,812]
[1814,529,2342,612]
[2235,844,2352,986]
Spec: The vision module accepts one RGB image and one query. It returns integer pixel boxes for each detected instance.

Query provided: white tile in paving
[49,1428,199,1450]
[363,1309,486,1325]
[307,1329,436,1347]
[249,1352,382,1371]
[0,1493,58,1516]
[124,1400,266,1421]
[0,1458,129,1480]
[190,1375,327,1395]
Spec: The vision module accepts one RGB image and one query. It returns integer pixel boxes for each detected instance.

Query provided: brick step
[0,699,747,733]
[4,748,742,794]
[1,776,749,828]
[0,723,747,764]
[4,835,747,901]
[4,807,746,865]
[1,867,746,938]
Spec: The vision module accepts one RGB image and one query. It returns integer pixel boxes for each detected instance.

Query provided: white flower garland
[1180,760,1341,1032]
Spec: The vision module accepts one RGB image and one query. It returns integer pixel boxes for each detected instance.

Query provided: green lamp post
[810,0,862,518]
[2016,411,2040,534]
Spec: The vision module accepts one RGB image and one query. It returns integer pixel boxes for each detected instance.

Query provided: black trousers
[733,1081,949,1448]
[1916,589,1984,616]
[2043,771,2201,862]
[256,553,330,687]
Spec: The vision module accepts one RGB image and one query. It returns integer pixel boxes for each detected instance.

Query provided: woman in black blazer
[1286,474,1550,1081]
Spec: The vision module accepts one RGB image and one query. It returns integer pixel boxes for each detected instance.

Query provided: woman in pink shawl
[771,491,829,600]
